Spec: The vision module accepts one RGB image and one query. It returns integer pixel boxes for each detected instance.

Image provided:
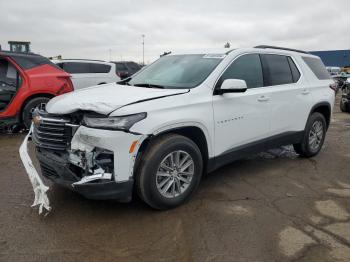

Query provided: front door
[213,53,271,157]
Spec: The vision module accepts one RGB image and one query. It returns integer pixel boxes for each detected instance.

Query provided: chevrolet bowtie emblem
[32,115,42,126]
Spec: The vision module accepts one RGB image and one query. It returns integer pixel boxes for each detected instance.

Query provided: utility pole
[142,34,145,66]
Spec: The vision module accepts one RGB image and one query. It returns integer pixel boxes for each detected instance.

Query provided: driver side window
[217,54,264,89]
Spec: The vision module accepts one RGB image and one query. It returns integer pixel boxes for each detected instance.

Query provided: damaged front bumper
[35,148,134,201]
[20,113,146,213]
[37,124,145,199]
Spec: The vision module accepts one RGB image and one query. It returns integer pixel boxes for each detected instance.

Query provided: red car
[0,51,73,129]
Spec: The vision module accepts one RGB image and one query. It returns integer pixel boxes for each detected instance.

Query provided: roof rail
[57,58,106,62]
[254,45,310,54]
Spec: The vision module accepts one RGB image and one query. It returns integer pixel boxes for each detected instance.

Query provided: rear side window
[63,62,90,74]
[89,63,111,73]
[261,54,295,86]
[218,54,264,89]
[302,57,331,80]
[62,62,111,74]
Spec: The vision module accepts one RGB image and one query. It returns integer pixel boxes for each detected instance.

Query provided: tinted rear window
[90,63,111,73]
[302,57,331,80]
[62,62,111,74]
[10,54,59,70]
[261,54,294,86]
[63,62,90,74]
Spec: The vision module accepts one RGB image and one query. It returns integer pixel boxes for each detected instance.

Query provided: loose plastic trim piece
[19,125,51,215]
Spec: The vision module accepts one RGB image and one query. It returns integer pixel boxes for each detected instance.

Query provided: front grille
[32,111,72,151]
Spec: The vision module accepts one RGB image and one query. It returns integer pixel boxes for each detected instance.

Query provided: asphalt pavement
[1,96,350,262]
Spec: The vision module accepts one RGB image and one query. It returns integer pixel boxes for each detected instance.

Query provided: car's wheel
[340,99,348,112]
[293,112,327,158]
[22,97,50,129]
[136,134,203,210]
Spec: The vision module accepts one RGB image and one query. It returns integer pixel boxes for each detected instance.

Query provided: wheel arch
[309,102,331,129]
[137,125,211,173]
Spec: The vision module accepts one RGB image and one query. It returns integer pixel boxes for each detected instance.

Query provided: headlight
[83,113,147,130]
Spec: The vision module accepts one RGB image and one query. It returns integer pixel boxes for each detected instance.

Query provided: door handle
[302,89,310,95]
[257,95,269,102]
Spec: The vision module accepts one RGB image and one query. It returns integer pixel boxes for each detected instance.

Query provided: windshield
[128,54,223,89]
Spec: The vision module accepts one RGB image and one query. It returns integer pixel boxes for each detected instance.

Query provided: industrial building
[310,49,350,67]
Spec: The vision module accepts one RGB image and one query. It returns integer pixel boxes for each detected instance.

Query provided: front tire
[136,134,203,210]
[293,112,326,158]
[22,97,50,129]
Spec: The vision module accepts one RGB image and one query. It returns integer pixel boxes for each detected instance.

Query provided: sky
[0,0,349,63]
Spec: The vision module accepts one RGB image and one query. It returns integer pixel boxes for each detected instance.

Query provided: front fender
[134,121,214,158]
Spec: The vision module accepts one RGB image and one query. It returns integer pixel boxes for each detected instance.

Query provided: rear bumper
[36,148,133,201]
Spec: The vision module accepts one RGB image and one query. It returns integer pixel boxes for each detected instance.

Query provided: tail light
[56,76,74,94]
[329,83,338,92]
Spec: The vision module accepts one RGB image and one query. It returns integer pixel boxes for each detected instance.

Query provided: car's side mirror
[217,79,248,95]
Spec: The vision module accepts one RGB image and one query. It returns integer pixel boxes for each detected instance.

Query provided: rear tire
[135,134,203,210]
[340,99,348,112]
[293,112,326,158]
[22,97,50,129]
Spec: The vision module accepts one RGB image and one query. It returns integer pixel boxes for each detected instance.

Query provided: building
[310,50,350,67]
[8,41,31,53]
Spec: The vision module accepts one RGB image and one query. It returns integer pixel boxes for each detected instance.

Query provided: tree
[224,42,231,48]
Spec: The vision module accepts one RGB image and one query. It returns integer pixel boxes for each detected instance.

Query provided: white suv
[22,46,335,211]
[53,59,120,90]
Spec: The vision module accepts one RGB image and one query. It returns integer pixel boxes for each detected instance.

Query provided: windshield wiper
[133,83,165,89]
[117,77,132,86]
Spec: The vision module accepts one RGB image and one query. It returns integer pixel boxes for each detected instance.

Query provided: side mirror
[217,79,247,94]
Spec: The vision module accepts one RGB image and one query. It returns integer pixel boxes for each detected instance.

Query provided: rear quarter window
[89,63,111,73]
[302,57,331,80]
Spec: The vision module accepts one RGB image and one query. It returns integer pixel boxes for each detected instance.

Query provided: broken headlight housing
[83,112,147,131]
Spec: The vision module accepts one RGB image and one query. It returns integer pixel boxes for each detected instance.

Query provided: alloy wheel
[156,150,194,198]
[308,120,324,152]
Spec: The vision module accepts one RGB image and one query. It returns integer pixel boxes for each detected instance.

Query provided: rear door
[0,58,22,111]
[212,53,270,157]
[88,63,112,85]
[260,54,312,136]
[62,62,91,89]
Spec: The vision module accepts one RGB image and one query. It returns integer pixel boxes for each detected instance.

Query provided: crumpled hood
[46,83,189,115]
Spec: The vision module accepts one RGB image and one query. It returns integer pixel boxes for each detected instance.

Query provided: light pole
[142,34,145,66]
